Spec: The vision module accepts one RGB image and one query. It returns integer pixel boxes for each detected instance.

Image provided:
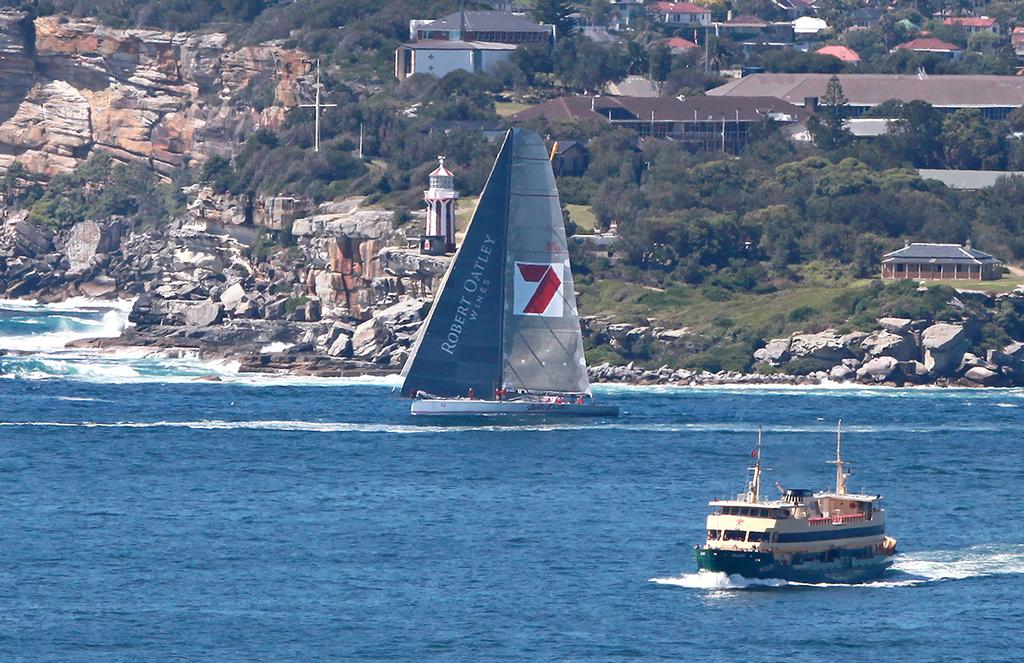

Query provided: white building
[395,40,517,81]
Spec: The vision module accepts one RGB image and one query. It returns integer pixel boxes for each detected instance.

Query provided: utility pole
[299,59,337,152]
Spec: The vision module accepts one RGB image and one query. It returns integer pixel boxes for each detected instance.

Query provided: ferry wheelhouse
[695,422,897,583]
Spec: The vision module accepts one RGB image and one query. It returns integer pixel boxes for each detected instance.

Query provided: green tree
[808,74,853,150]
[1,162,29,206]
[872,99,944,167]
[942,108,1006,169]
[648,42,672,82]
[531,0,576,38]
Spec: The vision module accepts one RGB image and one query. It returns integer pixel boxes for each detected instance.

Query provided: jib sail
[399,130,512,398]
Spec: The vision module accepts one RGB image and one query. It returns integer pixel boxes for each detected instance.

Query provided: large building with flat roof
[708,73,1024,119]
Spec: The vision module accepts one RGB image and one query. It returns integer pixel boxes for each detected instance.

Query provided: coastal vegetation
[5,0,1024,376]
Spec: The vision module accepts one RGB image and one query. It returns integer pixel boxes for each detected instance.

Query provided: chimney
[965,238,972,251]
[804,96,819,112]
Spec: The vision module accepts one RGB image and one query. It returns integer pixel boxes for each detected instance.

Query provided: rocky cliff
[0,9,308,178]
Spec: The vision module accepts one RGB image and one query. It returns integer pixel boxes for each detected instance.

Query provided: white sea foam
[650,544,1024,592]
[650,571,787,590]
[0,305,130,352]
[0,419,538,434]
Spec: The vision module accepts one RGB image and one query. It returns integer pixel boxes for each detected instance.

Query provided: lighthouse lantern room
[421,156,459,256]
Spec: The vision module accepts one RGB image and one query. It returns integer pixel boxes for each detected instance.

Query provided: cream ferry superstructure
[695,422,897,583]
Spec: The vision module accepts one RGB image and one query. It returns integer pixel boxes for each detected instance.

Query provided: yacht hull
[695,546,895,584]
[410,399,619,417]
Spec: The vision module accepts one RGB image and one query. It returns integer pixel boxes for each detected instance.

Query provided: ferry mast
[746,427,763,503]
[830,419,849,495]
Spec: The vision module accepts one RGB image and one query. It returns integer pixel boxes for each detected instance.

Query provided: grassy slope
[577,275,872,338]
[495,101,533,117]
[566,204,597,233]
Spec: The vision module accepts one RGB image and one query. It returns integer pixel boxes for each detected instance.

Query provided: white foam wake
[650,571,787,590]
[650,544,1024,591]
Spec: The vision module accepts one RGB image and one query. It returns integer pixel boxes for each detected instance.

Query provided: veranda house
[881,242,1003,281]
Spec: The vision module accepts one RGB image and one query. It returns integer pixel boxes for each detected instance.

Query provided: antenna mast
[299,59,337,152]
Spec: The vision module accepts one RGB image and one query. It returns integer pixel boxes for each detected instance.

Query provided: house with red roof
[942,16,1000,35]
[815,45,861,63]
[649,2,711,25]
[663,36,699,54]
[893,37,963,60]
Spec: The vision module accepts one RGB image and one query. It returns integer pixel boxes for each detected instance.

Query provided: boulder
[327,334,353,358]
[1003,341,1024,360]
[374,297,429,329]
[964,366,1001,386]
[219,282,247,309]
[5,221,52,257]
[828,364,856,381]
[878,317,912,334]
[64,220,121,272]
[756,337,792,365]
[856,356,899,383]
[921,323,968,376]
[861,330,917,361]
[352,318,381,358]
[788,330,852,362]
[183,301,223,327]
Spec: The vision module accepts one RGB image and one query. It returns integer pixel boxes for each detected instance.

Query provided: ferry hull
[410,399,619,417]
[695,547,894,584]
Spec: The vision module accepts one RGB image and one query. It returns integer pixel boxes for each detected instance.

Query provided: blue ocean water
[1,301,1023,661]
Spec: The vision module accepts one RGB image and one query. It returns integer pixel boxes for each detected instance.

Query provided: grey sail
[499,131,590,395]
[399,131,512,398]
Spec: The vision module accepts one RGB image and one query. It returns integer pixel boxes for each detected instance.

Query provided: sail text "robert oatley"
[441,235,496,355]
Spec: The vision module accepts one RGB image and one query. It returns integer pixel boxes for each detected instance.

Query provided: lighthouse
[421,156,459,255]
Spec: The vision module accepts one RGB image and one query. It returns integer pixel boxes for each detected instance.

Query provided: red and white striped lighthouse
[422,156,459,255]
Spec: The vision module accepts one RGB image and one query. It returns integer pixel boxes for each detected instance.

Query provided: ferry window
[747,532,764,542]
[723,530,744,541]
[707,530,719,540]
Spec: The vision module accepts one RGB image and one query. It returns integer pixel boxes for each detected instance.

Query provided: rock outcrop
[0,10,311,178]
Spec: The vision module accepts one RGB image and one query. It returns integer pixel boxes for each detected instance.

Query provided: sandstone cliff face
[0,10,310,178]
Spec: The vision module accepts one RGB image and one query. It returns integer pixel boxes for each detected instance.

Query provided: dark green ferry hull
[695,547,894,584]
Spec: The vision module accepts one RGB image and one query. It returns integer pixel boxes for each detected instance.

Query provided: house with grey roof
[709,73,1024,120]
[508,95,808,152]
[881,242,1003,281]
[397,10,552,81]
[412,10,553,44]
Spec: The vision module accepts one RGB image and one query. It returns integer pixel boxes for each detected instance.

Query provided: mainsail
[500,130,590,395]
[400,129,590,399]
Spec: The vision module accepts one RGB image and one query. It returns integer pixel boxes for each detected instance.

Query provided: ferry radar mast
[829,419,849,495]
[746,427,763,503]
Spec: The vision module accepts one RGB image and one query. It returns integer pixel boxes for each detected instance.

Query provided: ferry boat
[695,422,897,583]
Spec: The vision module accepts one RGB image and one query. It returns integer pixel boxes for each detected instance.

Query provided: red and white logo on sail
[513,262,563,317]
